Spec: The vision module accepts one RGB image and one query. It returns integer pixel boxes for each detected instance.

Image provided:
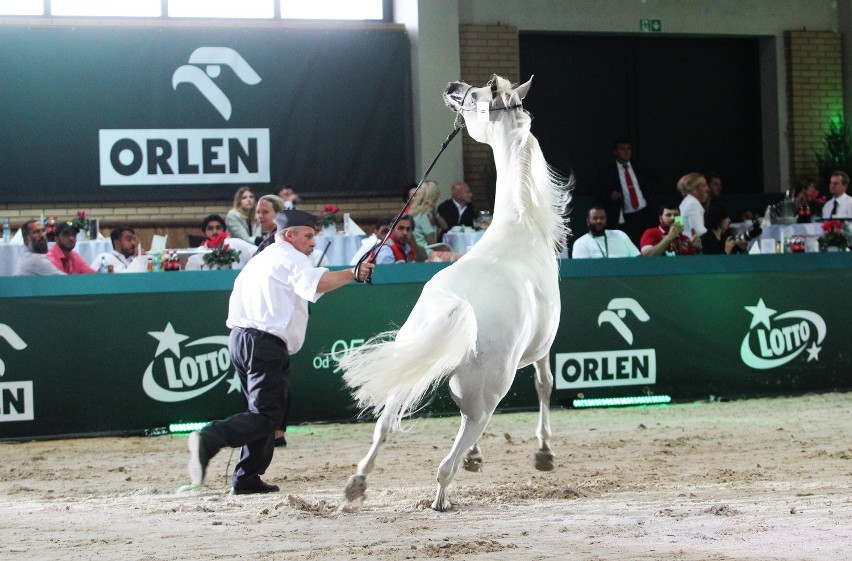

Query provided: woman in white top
[410,180,448,259]
[677,172,710,239]
[226,186,261,244]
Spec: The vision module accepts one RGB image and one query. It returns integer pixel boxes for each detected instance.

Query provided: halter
[353,75,524,284]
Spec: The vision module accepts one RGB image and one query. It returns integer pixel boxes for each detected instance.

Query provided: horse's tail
[340,293,477,427]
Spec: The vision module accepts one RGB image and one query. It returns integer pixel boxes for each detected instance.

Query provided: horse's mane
[493,87,572,250]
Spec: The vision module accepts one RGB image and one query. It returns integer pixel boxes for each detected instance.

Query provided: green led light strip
[168,421,210,433]
[572,395,671,408]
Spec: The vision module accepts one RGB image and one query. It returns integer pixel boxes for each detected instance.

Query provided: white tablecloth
[0,240,111,276]
[733,222,825,253]
[312,233,365,266]
[443,231,484,254]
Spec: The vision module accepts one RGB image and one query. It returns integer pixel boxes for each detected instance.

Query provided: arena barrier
[0,254,849,440]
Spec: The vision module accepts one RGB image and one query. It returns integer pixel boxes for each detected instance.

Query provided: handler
[184,209,374,494]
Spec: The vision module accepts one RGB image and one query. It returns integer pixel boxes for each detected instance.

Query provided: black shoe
[274,435,287,447]
[187,431,208,486]
[231,479,280,495]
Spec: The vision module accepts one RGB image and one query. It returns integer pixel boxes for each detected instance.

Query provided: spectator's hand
[610,191,623,201]
[724,236,736,254]
[735,239,748,252]
[667,222,684,239]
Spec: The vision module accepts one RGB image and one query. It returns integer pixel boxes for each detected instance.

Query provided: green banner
[0,255,849,440]
[0,26,412,203]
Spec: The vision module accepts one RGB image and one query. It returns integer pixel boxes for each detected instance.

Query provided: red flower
[76,210,89,219]
[822,220,843,233]
[323,204,340,214]
[203,231,229,248]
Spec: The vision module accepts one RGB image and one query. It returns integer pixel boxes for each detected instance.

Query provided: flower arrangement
[202,232,241,268]
[318,204,342,228]
[817,220,848,252]
[71,210,90,232]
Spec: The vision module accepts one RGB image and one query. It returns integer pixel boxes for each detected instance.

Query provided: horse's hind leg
[432,409,494,511]
[344,409,394,502]
[532,354,555,471]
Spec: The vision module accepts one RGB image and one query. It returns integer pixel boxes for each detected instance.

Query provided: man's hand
[665,222,684,240]
[354,262,375,282]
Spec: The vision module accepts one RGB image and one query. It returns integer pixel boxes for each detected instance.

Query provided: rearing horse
[341,75,571,511]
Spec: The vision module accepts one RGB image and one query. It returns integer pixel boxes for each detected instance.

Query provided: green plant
[815,117,852,189]
[202,232,241,268]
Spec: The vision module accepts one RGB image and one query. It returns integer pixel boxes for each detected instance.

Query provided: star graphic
[227,373,242,394]
[744,298,776,330]
[148,322,189,358]
[806,342,821,362]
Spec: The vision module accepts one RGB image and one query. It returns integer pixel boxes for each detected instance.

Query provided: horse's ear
[515,75,533,100]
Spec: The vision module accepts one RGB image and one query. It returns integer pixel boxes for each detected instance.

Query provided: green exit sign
[640,19,662,32]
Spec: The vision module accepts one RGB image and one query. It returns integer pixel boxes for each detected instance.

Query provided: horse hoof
[534,450,554,471]
[462,454,483,473]
[344,474,367,502]
[430,498,453,512]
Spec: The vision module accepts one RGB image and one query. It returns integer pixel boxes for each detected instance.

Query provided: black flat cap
[273,209,317,231]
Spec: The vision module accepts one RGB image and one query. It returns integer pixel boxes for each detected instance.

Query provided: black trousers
[621,206,656,247]
[199,327,290,488]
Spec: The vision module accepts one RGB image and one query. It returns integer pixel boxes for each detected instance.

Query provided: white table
[0,239,111,276]
[312,233,365,266]
[443,231,484,255]
[733,222,825,253]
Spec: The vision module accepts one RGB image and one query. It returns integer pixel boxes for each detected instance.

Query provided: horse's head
[443,74,532,142]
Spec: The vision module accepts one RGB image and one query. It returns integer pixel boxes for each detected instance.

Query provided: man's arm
[317,262,374,293]
[641,224,683,256]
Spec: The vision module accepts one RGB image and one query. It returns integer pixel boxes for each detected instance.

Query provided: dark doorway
[519,33,764,202]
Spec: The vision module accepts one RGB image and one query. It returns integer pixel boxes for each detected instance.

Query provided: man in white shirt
[184,210,374,495]
[184,214,254,271]
[572,207,639,258]
[821,171,852,219]
[89,227,137,272]
[349,217,391,265]
[14,219,65,276]
[677,172,709,239]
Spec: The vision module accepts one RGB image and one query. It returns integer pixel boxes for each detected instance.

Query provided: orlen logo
[740,299,826,369]
[142,323,241,402]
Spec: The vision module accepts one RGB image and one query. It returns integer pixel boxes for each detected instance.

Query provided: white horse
[341,75,570,511]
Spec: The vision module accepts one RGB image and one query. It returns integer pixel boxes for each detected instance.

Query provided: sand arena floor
[0,392,850,560]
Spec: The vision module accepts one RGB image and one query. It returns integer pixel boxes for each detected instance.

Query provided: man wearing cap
[47,222,94,274]
[184,209,374,495]
[14,219,65,276]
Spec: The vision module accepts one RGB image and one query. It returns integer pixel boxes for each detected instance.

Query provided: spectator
[184,209,374,494]
[409,180,448,259]
[677,172,709,239]
[705,172,722,206]
[821,171,852,219]
[592,138,657,245]
[278,185,301,210]
[47,222,94,274]
[253,194,287,250]
[89,227,138,272]
[14,219,64,276]
[226,186,261,245]
[437,181,475,230]
[700,204,745,255]
[402,182,417,214]
[374,215,417,264]
[640,204,699,256]
[349,217,392,266]
[572,207,639,258]
[185,214,255,271]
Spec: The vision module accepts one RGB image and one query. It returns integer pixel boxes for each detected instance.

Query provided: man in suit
[437,181,475,231]
[592,139,657,246]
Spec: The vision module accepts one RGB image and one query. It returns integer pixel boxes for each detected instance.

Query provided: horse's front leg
[532,355,555,471]
[462,440,484,472]
[344,409,394,502]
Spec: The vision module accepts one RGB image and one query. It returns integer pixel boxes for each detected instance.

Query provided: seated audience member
[278,185,301,210]
[253,194,287,249]
[402,182,417,214]
[572,207,639,258]
[349,217,392,265]
[185,214,254,271]
[225,186,261,244]
[14,219,65,276]
[409,180,448,259]
[700,205,745,255]
[640,204,699,256]
[374,215,417,264]
[437,181,475,230]
[822,171,852,219]
[47,222,94,274]
[89,227,137,272]
[677,172,710,239]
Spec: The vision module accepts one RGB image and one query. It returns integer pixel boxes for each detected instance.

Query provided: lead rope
[354,124,464,284]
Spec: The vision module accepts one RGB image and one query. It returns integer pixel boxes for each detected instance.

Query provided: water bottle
[2,218,9,243]
[98,255,108,273]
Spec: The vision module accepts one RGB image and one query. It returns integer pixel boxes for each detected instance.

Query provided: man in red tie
[592,139,657,246]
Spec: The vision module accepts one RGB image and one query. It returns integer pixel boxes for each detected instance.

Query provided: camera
[734,219,762,242]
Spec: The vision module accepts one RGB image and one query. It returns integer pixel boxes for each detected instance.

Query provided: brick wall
[458,25,519,211]
[785,30,845,181]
